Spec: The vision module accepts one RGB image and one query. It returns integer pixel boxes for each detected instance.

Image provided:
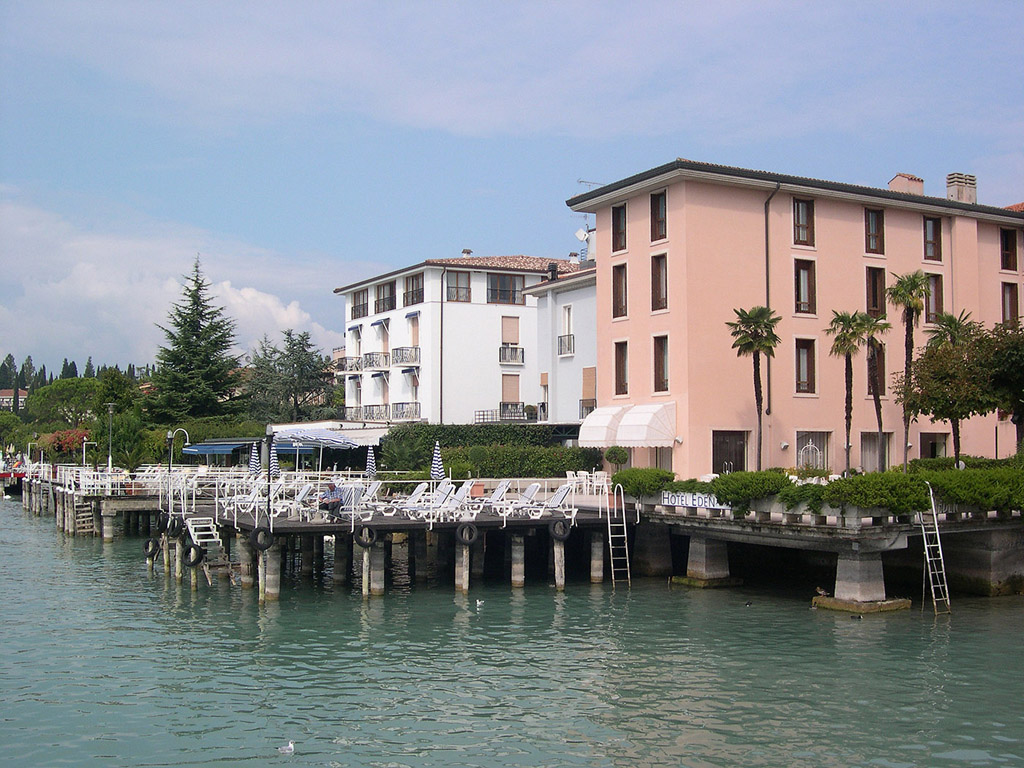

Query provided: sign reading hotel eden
[661,491,731,510]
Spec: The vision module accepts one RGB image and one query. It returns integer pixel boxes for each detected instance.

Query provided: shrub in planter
[821,472,929,514]
[920,468,1017,513]
[709,471,792,512]
[664,479,715,494]
[604,446,629,470]
[610,468,675,501]
[776,481,826,514]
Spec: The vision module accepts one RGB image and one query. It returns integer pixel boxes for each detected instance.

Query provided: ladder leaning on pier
[919,482,951,615]
[607,483,631,587]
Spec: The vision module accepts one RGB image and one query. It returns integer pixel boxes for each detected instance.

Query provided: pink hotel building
[569,159,1024,479]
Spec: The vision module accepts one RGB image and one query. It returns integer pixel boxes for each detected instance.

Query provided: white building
[523,263,597,426]
[334,255,578,425]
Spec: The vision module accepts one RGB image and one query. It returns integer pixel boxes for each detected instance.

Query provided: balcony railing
[403,288,423,306]
[339,356,363,372]
[447,286,471,302]
[579,399,597,419]
[343,405,363,421]
[391,402,421,421]
[362,404,390,422]
[475,402,530,423]
[391,346,420,366]
[487,288,524,305]
[375,295,396,314]
[362,351,390,370]
[351,302,368,319]
[557,334,575,355]
[537,402,549,422]
[499,345,525,364]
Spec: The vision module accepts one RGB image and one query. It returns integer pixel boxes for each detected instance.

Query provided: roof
[1007,202,1024,213]
[522,264,596,296]
[335,255,577,294]
[567,158,1024,223]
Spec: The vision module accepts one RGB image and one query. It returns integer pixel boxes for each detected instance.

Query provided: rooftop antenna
[577,178,603,190]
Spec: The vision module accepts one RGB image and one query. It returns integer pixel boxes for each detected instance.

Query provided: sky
[1,1,1022,376]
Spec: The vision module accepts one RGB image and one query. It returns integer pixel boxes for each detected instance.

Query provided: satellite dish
[574,228,588,242]
[956,460,966,470]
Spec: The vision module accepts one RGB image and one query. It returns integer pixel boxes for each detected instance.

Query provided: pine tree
[20,356,35,390]
[148,257,241,422]
[84,357,95,378]
[0,354,15,390]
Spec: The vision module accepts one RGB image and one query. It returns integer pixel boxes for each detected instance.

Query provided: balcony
[579,399,597,419]
[474,402,532,423]
[362,351,390,370]
[362,404,390,422]
[403,288,423,306]
[375,295,396,314]
[499,345,525,365]
[392,346,421,366]
[391,402,421,421]
[351,302,368,320]
[557,334,575,356]
[343,405,363,421]
[487,288,524,305]
[339,356,363,372]
[447,286,471,302]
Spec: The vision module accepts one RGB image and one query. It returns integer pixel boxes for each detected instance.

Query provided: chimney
[946,173,977,204]
[547,262,559,282]
[888,173,924,195]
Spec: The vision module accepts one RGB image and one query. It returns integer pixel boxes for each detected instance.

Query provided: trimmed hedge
[441,444,603,479]
[708,470,791,512]
[776,481,827,514]
[821,473,929,514]
[610,468,675,500]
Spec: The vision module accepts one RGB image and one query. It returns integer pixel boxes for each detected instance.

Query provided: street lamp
[106,403,116,472]
[82,439,97,467]
[166,428,191,473]
[27,441,37,464]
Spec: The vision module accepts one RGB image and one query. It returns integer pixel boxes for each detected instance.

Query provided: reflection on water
[1,499,1022,767]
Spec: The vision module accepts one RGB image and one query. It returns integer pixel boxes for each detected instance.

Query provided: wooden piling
[553,539,565,591]
[590,531,604,583]
[511,534,525,588]
[333,533,351,584]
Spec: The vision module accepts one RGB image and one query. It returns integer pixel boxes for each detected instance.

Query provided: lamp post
[106,403,115,472]
[27,441,37,464]
[166,428,191,473]
[82,439,97,467]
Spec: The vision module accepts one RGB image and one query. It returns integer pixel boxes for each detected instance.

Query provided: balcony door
[712,431,746,474]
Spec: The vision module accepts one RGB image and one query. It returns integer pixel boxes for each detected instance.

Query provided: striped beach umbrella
[269,435,281,478]
[247,441,261,475]
[430,440,444,480]
[365,446,376,478]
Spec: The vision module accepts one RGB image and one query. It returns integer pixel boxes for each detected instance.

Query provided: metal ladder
[607,484,631,587]
[185,517,223,552]
[919,482,951,615]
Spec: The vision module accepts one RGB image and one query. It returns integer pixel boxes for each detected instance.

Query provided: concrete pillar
[102,513,116,542]
[370,540,386,596]
[834,551,886,602]
[174,538,184,583]
[687,536,730,580]
[590,531,604,583]
[141,512,151,537]
[361,547,371,597]
[632,522,673,576]
[456,543,470,593]
[258,551,267,602]
[313,535,325,572]
[412,531,428,582]
[511,534,525,588]
[237,533,254,589]
[553,540,565,591]
[265,544,282,601]
[333,534,351,583]
[471,534,485,580]
[301,535,314,577]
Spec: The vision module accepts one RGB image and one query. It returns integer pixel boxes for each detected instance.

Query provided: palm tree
[926,310,983,349]
[886,270,930,471]
[825,310,870,476]
[862,314,892,472]
[726,306,781,470]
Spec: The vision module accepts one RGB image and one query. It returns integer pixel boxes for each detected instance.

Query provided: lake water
[2,497,1023,767]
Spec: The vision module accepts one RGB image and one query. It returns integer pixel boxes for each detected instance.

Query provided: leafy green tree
[825,310,870,476]
[886,270,930,471]
[25,378,101,426]
[727,306,781,470]
[0,410,27,453]
[862,314,892,472]
[245,335,283,422]
[245,331,335,422]
[987,320,1024,453]
[148,257,241,422]
[93,367,138,414]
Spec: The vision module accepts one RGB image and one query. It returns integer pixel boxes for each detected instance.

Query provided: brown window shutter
[501,316,519,345]
[582,366,597,400]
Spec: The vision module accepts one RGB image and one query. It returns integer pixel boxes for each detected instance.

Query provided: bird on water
[278,740,295,754]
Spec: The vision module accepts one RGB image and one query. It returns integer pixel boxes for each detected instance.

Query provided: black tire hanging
[183,543,205,567]
[456,522,478,546]
[166,517,183,539]
[156,512,169,534]
[143,538,161,558]
[354,526,377,548]
[249,526,274,552]
[549,519,572,542]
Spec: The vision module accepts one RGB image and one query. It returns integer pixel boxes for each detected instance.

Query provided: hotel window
[1002,283,1019,323]
[375,281,396,313]
[653,335,668,392]
[612,264,628,318]
[1001,229,1018,271]
[865,208,885,254]
[795,431,829,470]
[614,341,628,395]
[794,259,816,314]
[650,191,667,241]
[447,271,471,302]
[867,342,886,396]
[793,198,815,246]
[926,273,943,322]
[487,273,525,305]
[403,273,424,306]
[351,288,369,319]
[924,217,942,261]
[612,204,627,252]
[795,338,816,394]
[651,254,667,311]
[866,267,886,318]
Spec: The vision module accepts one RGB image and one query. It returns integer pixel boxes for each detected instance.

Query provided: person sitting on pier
[318,482,346,514]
